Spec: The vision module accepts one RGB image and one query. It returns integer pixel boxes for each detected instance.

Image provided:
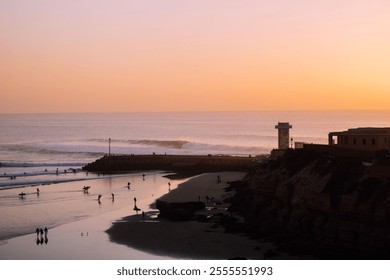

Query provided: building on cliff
[275,122,292,150]
[328,128,390,151]
[271,122,293,157]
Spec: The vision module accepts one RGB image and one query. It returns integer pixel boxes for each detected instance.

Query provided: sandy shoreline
[0,172,183,259]
[107,172,278,259]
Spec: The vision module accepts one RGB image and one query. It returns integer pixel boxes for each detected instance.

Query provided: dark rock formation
[229,148,390,259]
[156,200,205,221]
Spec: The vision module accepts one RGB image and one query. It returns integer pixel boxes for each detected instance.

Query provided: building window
[363,139,366,145]
[372,139,376,145]
[353,139,357,145]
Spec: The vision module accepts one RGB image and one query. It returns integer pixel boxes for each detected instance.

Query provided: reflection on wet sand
[35,227,49,245]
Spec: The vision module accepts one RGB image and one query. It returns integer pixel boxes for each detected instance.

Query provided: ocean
[0,111,389,259]
[1,111,389,189]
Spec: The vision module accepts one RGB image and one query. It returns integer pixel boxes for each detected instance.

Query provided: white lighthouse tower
[275,122,292,150]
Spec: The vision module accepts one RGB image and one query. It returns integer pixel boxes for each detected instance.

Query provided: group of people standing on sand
[35,227,49,245]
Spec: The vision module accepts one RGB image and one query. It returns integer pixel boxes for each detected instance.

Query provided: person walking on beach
[111,193,115,201]
[40,228,44,236]
[133,197,140,214]
[36,228,39,236]
[44,227,48,235]
[98,194,102,203]
[37,188,40,195]
[127,182,131,189]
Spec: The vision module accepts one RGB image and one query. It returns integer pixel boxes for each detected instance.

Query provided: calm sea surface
[1,111,389,189]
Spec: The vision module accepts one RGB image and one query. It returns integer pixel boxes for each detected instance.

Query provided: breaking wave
[0,162,86,168]
[86,138,270,154]
[130,139,189,149]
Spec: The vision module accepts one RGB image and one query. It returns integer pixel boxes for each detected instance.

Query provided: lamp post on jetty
[108,138,111,157]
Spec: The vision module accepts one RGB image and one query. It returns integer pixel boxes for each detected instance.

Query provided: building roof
[329,127,390,136]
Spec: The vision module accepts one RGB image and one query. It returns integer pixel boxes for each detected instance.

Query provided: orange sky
[1,0,389,113]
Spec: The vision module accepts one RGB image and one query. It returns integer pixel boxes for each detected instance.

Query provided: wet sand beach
[107,172,279,259]
[0,171,283,260]
[0,172,184,259]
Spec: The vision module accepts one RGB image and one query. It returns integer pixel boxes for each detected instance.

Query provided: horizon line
[1,109,390,115]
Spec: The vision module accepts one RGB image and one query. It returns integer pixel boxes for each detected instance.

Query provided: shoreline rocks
[156,200,205,221]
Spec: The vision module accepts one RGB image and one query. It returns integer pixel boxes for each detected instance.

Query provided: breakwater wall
[83,154,255,174]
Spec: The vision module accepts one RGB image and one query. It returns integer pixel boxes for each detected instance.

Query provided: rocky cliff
[229,148,390,259]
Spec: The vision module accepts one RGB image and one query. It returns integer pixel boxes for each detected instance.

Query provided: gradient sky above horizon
[1,0,389,113]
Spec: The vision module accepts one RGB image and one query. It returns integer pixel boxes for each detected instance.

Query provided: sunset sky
[1,0,389,113]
